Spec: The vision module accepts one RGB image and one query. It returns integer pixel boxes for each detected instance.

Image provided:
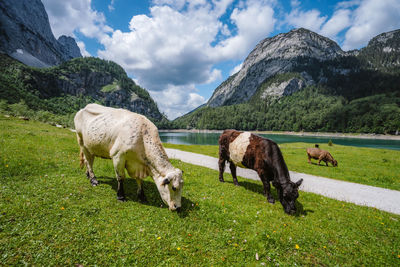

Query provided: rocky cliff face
[207,28,347,107]
[207,28,400,108]
[358,29,400,70]
[0,0,81,67]
[58,36,82,59]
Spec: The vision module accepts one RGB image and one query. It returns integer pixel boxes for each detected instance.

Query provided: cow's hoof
[90,178,99,186]
[268,198,275,204]
[219,179,225,183]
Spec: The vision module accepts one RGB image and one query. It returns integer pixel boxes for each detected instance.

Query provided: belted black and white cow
[74,104,183,211]
[218,130,302,215]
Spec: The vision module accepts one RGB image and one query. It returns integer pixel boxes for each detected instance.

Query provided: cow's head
[279,179,303,215]
[332,159,338,167]
[155,168,184,212]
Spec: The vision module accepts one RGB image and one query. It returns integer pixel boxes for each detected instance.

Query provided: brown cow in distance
[306,146,338,167]
[218,130,303,215]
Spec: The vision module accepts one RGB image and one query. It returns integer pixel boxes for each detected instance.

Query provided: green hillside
[173,68,400,134]
[0,54,168,128]
[173,30,400,134]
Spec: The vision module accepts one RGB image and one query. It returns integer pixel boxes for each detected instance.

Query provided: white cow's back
[75,104,148,159]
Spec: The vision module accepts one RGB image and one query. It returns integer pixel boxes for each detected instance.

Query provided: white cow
[74,104,183,211]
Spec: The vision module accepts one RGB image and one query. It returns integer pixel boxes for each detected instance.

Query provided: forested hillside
[173,29,400,134]
[0,54,169,128]
[173,85,400,134]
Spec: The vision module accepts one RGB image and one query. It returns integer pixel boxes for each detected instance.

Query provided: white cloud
[206,69,223,84]
[342,0,400,50]
[285,8,327,33]
[76,41,91,57]
[99,4,221,91]
[42,0,112,40]
[230,63,242,75]
[108,0,116,11]
[320,9,352,40]
[284,0,400,50]
[149,85,206,119]
[214,0,276,60]
[97,0,277,117]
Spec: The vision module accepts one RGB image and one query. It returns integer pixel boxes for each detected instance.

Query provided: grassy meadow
[164,142,400,191]
[1,116,399,265]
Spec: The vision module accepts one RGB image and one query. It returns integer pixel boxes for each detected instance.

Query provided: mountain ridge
[207,28,347,107]
[0,0,82,67]
[174,28,400,134]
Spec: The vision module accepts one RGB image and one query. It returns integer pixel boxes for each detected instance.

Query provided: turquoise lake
[159,132,400,151]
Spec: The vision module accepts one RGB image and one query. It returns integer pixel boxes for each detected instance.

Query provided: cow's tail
[79,150,85,169]
[76,132,86,169]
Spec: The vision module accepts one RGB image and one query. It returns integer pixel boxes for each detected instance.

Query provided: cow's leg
[82,148,99,186]
[136,178,147,203]
[112,154,126,202]
[307,153,311,164]
[229,161,239,186]
[218,158,226,183]
[258,169,275,204]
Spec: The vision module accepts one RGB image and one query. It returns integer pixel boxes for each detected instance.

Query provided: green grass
[1,116,400,265]
[164,142,400,191]
[101,81,119,93]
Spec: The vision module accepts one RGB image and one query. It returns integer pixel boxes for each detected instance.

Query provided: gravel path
[166,148,400,215]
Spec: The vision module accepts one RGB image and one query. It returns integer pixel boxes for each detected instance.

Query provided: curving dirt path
[166,148,400,215]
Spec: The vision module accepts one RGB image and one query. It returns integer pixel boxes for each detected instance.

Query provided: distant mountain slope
[0,54,166,127]
[207,28,346,107]
[174,28,400,134]
[0,0,81,67]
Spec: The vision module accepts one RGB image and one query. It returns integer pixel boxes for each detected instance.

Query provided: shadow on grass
[96,176,197,218]
[308,162,329,167]
[225,179,313,217]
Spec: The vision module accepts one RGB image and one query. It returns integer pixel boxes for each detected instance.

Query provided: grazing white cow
[74,104,183,211]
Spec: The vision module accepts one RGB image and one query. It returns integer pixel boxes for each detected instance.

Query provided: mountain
[0,0,81,67]
[0,54,166,127]
[174,28,400,134]
[0,0,167,128]
[207,28,345,107]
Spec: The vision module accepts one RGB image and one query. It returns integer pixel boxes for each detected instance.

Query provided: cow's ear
[295,179,303,188]
[161,178,170,186]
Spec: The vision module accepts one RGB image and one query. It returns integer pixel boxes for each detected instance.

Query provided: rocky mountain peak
[207,28,345,107]
[365,29,400,52]
[58,35,82,59]
[0,0,81,67]
[248,28,345,64]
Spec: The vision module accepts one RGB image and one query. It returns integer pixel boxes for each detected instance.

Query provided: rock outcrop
[0,0,81,67]
[207,28,346,107]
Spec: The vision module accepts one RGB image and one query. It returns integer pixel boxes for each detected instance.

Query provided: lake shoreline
[159,129,400,141]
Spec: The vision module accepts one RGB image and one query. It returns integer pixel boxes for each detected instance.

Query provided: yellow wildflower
[157,236,161,240]
[177,247,181,251]
[60,207,65,210]
[295,244,300,249]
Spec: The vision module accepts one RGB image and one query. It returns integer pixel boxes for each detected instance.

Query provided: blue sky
[42,0,400,119]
